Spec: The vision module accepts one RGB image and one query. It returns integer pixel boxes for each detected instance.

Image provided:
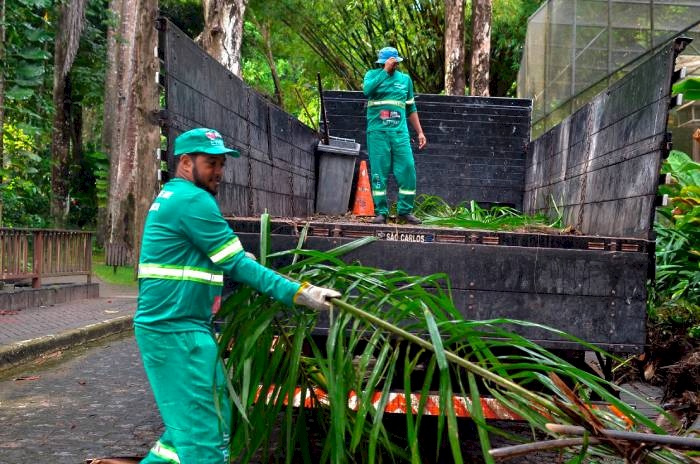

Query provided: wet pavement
[0,334,160,463]
[0,330,624,464]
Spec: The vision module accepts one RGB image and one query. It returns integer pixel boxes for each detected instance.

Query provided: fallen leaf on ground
[14,375,40,381]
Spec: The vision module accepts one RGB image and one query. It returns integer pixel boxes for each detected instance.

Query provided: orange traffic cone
[352,160,375,217]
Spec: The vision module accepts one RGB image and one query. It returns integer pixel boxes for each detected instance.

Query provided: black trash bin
[315,136,361,215]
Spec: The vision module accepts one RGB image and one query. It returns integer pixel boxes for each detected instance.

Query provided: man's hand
[245,251,257,261]
[294,283,342,311]
[417,133,427,149]
[383,57,398,74]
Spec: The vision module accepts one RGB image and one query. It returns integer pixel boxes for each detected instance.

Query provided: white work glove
[294,283,341,311]
[245,251,257,261]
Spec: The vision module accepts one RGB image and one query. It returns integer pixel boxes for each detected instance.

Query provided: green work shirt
[135,178,301,333]
[363,68,417,134]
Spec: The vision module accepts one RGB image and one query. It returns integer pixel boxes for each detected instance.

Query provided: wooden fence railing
[0,228,93,288]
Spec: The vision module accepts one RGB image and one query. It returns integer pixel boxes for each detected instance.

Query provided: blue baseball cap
[376,47,404,64]
[173,128,240,157]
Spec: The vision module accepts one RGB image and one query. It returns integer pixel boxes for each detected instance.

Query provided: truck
[157,18,687,363]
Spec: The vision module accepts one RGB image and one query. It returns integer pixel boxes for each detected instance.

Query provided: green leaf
[16,64,45,80]
[423,306,447,371]
[18,0,52,10]
[16,47,51,60]
[5,86,35,101]
[259,211,270,266]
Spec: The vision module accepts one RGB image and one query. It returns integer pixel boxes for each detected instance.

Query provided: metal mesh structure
[518,0,700,137]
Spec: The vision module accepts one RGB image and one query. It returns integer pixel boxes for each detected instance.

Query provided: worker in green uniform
[363,46,427,225]
[135,127,340,464]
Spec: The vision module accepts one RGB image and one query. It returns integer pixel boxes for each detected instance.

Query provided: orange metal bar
[255,385,522,420]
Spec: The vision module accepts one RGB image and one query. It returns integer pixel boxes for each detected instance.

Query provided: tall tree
[489,0,544,97]
[281,0,445,92]
[444,0,466,95]
[200,0,248,76]
[470,0,492,96]
[50,0,87,226]
[102,0,159,266]
[0,0,6,226]
[249,12,283,108]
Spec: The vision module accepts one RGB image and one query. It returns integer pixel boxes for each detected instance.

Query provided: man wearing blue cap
[363,46,427,224]
[135,127,340,463]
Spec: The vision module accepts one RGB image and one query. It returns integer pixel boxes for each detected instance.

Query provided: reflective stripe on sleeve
[150,440,180,463]
[138,264,224,286]
[368,100,406,108]
[372,190,386,197]
[209,237,244,264]
[398,189,416,195]
[405,98,415,105]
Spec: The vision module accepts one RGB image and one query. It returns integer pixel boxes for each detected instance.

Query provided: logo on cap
[205,130,220,141]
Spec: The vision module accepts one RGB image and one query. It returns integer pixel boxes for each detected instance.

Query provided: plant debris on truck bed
[412,194,564,231]
[240,194,571,234]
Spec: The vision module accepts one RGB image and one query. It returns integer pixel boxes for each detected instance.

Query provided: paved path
[0,277,138,372]
[0,297,136,347]
[0,335,160,463]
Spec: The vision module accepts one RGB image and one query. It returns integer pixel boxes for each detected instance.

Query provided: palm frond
[217,217,688,463]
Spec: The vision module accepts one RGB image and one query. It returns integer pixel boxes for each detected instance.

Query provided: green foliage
[241,3,338,127]
[650,150,700,338]
[655,150,700,304]
[647,298,700,338]
[159,0,204,39]
[66,146,108,228]
[1,124,51,227]
[218,218,684,463]
[277,0,446,93]
[92,250,137,286]
[86,148,110,209]
[490,0,545,97]
[71,1,109,109]
[413,194,561,230]
[1,0,109,229]
[3,0,54,132]
[265,0,545,96]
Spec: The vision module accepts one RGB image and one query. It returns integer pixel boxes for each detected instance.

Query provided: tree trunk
[0,0,5,226]
[132,0,160,269]
[50,0,87,227]
[444,0,466,95]
[102,0,159,267]
[259,18,283,108]
[470,0,491,97]
[200,0,248,76]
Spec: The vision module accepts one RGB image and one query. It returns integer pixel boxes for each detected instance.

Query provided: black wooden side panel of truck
[323,92,531,207]
[160,19,675,352]
[523,45,674,239]
[230,220,648,352]
[159,19,318,218]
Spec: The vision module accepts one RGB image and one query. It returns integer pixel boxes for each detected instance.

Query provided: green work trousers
[367,130,417,216]
[135,327,231,464]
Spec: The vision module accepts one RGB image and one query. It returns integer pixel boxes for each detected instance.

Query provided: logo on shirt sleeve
[211,295,222,314]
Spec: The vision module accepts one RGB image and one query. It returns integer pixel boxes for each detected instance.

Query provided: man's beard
[192,165,217,196]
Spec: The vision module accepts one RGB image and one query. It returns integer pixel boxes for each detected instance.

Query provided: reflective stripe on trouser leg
[367,131,393,216]
[142,438,180,463]
[136,327,231,464]
[390,133,417,215]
